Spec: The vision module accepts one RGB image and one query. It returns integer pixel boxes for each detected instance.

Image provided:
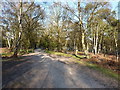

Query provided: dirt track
[2,50,119,88]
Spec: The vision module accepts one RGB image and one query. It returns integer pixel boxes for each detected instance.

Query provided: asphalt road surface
[2,50,119,88]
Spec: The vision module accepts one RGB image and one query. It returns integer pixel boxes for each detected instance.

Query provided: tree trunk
[94,25,98,54]
[114,31,119,62]
[13,0,22,57]
[98,35,102,53]
[93,32,96,54]
[75,45,78,55]
[78,0,88,55]
[73,36,78,55]
[7,38,11,49]
[82,31,88,55]
[96,26,98,54]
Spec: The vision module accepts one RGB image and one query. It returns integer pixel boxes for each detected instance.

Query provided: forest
[1,0,120,88]
[1,1,119,58]
[0,2,119,58]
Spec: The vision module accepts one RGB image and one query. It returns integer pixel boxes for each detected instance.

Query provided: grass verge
[1,49,34,57]
[75,60,119,81]
[45,50,86,59]
[45,50,73,57]
[1,49,34,62]
[45,50,119,81]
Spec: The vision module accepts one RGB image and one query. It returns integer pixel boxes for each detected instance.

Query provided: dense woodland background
[0,1,120,60]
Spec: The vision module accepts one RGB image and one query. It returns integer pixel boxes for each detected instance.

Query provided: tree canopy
[0,1,119,59]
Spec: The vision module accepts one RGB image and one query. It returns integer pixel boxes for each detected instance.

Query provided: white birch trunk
[114,31,119,62]
[13,0,22,57]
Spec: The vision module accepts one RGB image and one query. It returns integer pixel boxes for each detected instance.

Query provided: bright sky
[35,0,119,19]
[34,0,119,11]
[1,0,119,11]
[1,0,119,19]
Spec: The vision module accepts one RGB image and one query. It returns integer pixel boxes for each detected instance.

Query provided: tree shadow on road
[2,54,44,87]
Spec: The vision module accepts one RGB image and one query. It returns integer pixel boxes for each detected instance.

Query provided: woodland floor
[79,52,120,74]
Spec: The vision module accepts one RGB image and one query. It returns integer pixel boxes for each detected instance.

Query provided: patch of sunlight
[74,60,86,66]
[41,55,50,58]
[86,63,97,67]
[67,68,73,75]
